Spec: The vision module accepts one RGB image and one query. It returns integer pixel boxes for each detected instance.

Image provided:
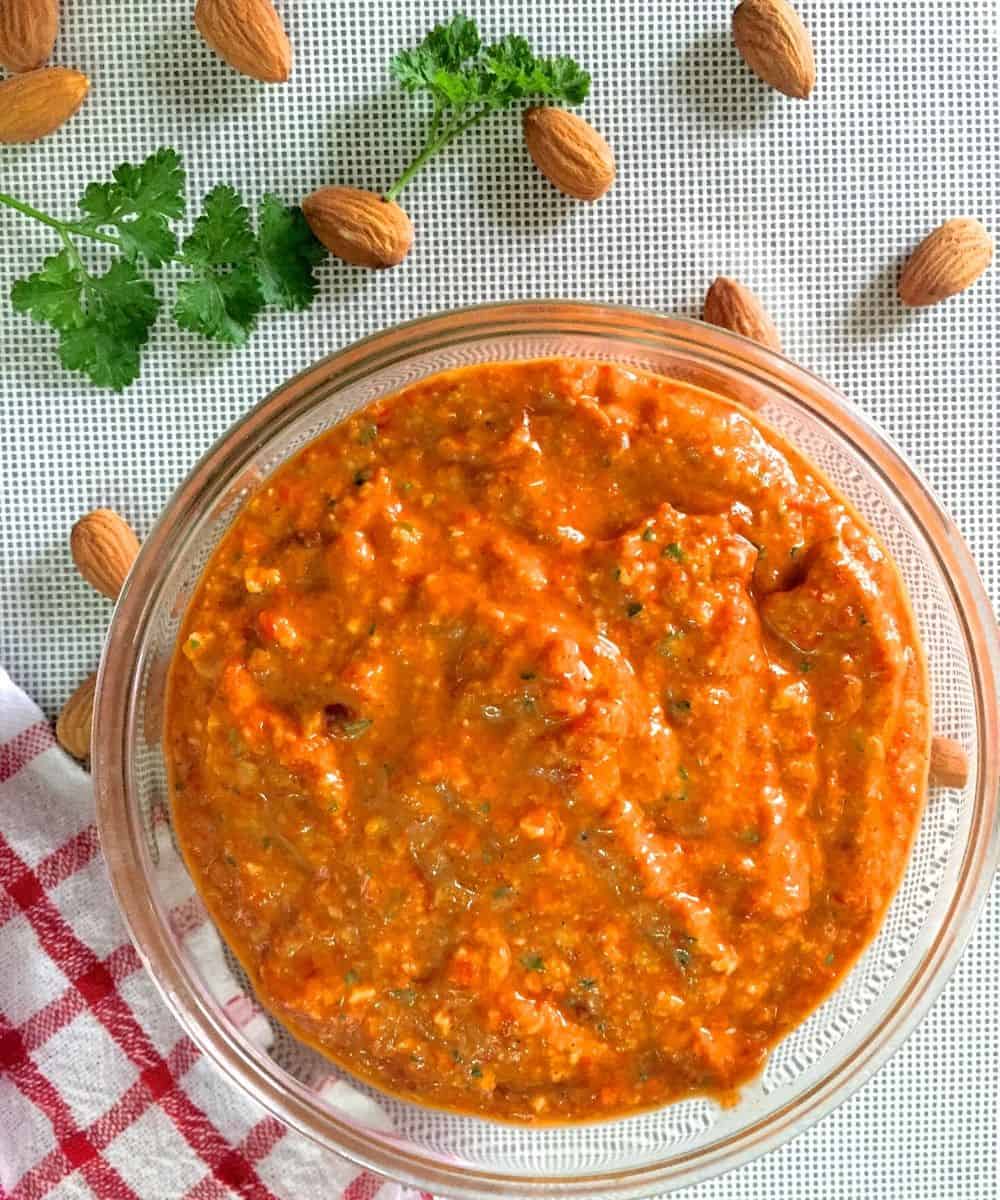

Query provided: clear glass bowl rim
[94,300,1000,1198]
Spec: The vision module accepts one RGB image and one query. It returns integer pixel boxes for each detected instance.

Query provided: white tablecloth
[1,2,996,1196]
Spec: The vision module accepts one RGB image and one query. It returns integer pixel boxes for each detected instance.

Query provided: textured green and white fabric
[0,3,996,1197]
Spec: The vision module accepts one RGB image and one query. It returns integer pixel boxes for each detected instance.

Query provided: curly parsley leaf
[482,37,591,107]
[392,11,481,93]
[386,12,591,200]
[256,194,327,311]
[481,35,591,107]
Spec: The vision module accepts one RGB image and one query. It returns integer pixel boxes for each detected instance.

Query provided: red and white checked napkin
[0,668,433,1200]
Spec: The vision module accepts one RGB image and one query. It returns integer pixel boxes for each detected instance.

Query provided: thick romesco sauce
[167,360,929,1123]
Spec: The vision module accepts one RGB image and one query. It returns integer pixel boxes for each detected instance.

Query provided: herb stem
[55,229,101,303]
[427,98,445,145]
[0,192,202,269]
[0,193,125,248]
[384,139,440,203]
[56,228,86,277]
[0,193,71,235]
[384,105,492,202]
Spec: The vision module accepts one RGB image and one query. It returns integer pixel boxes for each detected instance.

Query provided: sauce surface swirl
[167,360,928,1122]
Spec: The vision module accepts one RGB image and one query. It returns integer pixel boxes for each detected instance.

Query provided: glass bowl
[94,302,999,1198]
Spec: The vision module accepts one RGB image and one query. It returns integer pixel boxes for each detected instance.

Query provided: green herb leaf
[78,148,185,267]
[255,194,327,310]
[58,326,143,392]
[174,183,264,345]
[11,251,85,331]
[118,212,178,269]
[2,149,328,389]
[182,184,257,267]
[391,13,481,94]
[663,542,684,561]
[174,264,263,346]
[386,13,591,201]
[483,36,590,107]
[532,55,591,104]
[80,148,186,223]
[521,953,545,972]
[51,259,160,391]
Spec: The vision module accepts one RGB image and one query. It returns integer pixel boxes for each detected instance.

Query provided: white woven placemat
[0,2,996,1196]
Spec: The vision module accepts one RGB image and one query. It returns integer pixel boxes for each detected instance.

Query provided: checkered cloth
[0,668,433,1200]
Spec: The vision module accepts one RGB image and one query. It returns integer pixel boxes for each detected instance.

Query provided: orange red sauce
[166,360,928,1123]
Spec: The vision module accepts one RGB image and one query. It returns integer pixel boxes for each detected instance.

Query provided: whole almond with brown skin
[523,107,615,201]
[0,0,59,74]
[194,0,291,83]
[0,67,89,144]
[703,277,783,352]
[928,735,969,789]
[898,218,994,307]
[70,509,141,601]
[302,187,413,269]
[732,0,815,100]
[57,673,97,761]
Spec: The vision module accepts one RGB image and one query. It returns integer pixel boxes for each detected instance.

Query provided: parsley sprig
[0,148,326,390]
[385,13,590,201]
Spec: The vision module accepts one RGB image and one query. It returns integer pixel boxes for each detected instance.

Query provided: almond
[523,107,615,201]
[928,736,969,789]
[302,187,413,269]
[194,0,291,83]
[57,673,97,761]
[0,67,89,144]
[898,218,994,307]
[0,0,59,74]
[732,0,815,100]
[70,508,141,601]
[703,277,783,352]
